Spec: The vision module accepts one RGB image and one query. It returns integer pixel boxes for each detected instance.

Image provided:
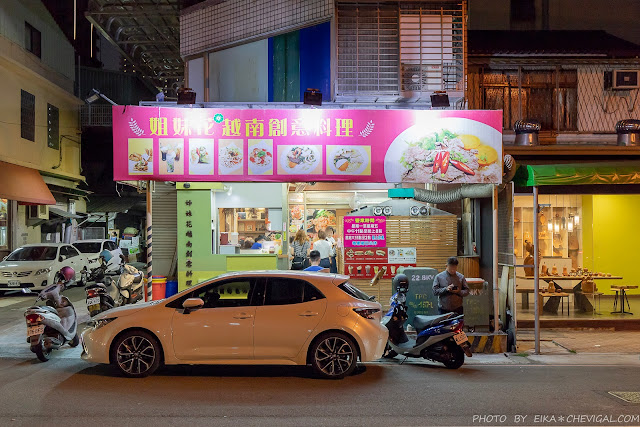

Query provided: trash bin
[152,276,166,300]
[165,280,178,297]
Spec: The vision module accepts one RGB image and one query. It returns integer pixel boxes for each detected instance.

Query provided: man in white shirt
[313,229,332,269]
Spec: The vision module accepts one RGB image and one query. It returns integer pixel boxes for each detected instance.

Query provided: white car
[0,243,89,293]
[73,239,124,274]
[82,271,388,379]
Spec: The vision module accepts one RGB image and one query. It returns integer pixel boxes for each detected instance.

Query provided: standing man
[432,257,470,315]
[325,227,338,273]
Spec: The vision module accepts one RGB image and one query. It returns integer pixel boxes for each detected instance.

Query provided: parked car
[73,239,124,274]
[82,271,388,379]
[0,244,88,293]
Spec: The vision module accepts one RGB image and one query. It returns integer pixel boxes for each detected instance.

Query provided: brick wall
[180,0,334,57]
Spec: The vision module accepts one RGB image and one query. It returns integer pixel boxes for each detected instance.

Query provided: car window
[106,241,116,251]
[59,246,70,258]
[6,246,57,261]
[167,278,257,309]
[265,278,325,306]
[66,246,80,257]
[73,242,102,253]
[338,281,374,301]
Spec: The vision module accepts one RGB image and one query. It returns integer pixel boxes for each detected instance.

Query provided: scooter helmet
[59,266,75,282]
[392,273,409,293]
[99,249,113,263]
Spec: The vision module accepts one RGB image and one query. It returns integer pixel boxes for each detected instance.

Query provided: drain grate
[609,392,640,403]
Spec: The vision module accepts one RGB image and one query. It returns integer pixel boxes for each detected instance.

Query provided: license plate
[453,331,468,345]
[27,325,45,337]
[88,304,101,312]
[8,280,20,287]
[86,297,100,306]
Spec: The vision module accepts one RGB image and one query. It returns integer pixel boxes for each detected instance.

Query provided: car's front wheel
[309,332,358,379]
[111,330,161,378]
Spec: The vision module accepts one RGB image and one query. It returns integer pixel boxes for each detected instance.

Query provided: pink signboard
[343,216,386,248]
[113,106,502,183]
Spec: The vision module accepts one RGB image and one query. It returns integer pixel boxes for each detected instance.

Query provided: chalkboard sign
[402,267,440,321]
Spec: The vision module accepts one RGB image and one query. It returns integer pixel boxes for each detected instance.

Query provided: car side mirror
[59,255,67,262]
[182,298,204,314]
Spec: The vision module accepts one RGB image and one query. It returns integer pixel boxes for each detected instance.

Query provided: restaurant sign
[113,106,502,183]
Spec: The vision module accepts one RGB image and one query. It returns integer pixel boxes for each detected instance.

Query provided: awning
[86,195,144,213]
[48,207,84,219]
[513,161,640,187]
[0,161,56,205]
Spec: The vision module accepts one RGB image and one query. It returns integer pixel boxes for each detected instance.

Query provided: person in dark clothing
[432,257,470,315]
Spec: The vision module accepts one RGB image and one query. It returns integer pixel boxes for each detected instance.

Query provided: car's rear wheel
[111,330,161,378]
[309,332,358,379]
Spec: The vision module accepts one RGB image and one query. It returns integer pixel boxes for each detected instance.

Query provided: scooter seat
[31,305,57,315]
[412,313,455,331]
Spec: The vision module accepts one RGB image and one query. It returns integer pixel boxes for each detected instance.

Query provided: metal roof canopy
[86,0,183,97]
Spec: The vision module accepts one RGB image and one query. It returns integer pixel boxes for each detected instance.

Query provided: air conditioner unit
[604,70,640,90]
[28,205,48,220]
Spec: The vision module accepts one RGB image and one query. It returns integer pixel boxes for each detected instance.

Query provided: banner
[113,106,502,183]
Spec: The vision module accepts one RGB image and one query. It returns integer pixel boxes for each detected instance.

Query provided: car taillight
[87,289,98,298]
[25,314,42,324]
[353,308,380,319]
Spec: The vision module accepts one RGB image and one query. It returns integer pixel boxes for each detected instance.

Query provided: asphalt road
[0,291,639,426]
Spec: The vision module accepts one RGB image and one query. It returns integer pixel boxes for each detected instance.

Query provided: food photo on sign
[306,209,337,235]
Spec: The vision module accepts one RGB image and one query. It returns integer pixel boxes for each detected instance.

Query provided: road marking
[0,297,32,308]
[609,392,640,403]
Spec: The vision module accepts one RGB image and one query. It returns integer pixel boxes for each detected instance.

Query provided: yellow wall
[0,45,82,182]
[582,194,640,294]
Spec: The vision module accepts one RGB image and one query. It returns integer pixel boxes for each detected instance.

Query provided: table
[516,276,623,310]
[537,292,570,315]
[611,285,638,315]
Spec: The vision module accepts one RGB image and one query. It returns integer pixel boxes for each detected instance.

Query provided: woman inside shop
[313,229,332,270]
[290,229,311,270]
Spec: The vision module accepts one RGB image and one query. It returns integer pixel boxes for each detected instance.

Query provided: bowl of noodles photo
[384,118,502,184]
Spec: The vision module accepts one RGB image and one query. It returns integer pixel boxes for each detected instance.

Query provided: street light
[84,88,117,106]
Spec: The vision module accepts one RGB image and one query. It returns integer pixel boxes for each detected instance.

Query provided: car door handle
[299,311,318,317]
[233,313,253,319]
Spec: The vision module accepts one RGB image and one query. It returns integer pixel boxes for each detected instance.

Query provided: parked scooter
[382,274,472,369]
[24,267,79,362]
[114,264,144,306]
[85,250,117,317]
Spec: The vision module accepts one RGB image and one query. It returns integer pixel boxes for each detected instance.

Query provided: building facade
[0,0,85,258]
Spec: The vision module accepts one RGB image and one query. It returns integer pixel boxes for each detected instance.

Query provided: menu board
[113,107,503,183]
[343,216,386,248]
[343,247,417,279]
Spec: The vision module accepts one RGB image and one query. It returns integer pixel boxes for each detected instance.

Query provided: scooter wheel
[442,345,465,369]
[69,333,80,348]
[34,343,51,362]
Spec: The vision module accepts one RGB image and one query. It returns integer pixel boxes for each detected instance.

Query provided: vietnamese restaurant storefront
[112,105,514,348]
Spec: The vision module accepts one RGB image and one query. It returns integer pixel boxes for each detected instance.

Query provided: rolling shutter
[151,183,177,277]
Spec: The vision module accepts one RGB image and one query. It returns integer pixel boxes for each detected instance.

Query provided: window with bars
[336,3,465,97]
[21,90,35,142]
[477,68,578,132]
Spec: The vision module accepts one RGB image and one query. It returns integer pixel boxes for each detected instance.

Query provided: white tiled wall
[180,0,334,57]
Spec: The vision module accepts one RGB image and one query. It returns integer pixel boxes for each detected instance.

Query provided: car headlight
[88,317,116,330]
[35,268,51,276]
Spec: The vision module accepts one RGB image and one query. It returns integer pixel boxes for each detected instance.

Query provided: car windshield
[338,281,375,301]
[6,246,58,261]
[73,242,102,253]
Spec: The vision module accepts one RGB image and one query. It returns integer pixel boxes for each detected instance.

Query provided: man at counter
[304,250,325,272]
[251,235,265,250]
[432,257,470,315]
